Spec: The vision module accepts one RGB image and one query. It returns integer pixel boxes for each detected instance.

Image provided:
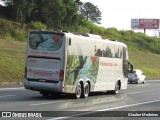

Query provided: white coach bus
[24,30,128,99]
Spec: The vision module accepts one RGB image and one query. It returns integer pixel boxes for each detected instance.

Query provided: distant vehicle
[128,69,145,84]
[24,30,129,99]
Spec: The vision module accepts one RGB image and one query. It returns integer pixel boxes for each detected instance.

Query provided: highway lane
[0,80,160,120]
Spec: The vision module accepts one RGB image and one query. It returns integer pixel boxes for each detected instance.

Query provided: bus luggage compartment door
[26,57,61,82]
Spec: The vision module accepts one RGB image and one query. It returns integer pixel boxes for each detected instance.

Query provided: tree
[63,0,79,27]
[33,0,69,28]
[1,0,91,29]
[2,0,35,23]
[81,2,102,24]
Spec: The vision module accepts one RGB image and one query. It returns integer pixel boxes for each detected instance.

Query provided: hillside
[129,51,160,79]
[0,19,160,86]
[0,39,25,86]
[103,28,160,54]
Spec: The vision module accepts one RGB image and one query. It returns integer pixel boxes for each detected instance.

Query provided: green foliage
[104,28,121,40]
[28,21,46,30]
[1,0,84,28]
[80,2,102,24]
[1,0,35,23]
[76,21,105,34]
[0,18,12,32]
[0,19,26,41]
[1,0,102,28]
[0,39,25,83]
[103,27,160,54]
[129,51,160,79]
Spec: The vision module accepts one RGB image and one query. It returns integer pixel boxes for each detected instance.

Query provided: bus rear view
[24,31,65,96]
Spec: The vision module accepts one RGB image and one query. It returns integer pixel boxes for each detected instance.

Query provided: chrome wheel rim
[76,83,82,98]
[84,83,89,97]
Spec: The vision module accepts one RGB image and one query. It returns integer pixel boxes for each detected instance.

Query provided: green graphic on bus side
[65,55,99,91]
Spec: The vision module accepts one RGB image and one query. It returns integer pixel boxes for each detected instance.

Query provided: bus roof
[65,32,127,48]
[29,30,127,48]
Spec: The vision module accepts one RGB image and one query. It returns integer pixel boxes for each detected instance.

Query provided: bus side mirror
[69,38,71,45]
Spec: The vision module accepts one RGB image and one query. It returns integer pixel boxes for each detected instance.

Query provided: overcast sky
[81,0,160,34]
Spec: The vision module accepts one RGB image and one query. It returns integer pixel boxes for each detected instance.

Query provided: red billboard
[131,19,159,29]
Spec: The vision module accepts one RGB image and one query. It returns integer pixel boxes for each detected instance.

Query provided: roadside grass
[0,39,159,85]
[0,39,25,84]
[129,51,160,79]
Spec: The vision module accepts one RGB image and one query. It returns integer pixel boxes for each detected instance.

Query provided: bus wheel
[51,92,61,98]
[82,82,90,98]
[74,82,82,99]
[40,91,49,97]
[137,79,140,84]
[113,83,119,94]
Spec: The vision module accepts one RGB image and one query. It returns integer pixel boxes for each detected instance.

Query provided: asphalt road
[0,80,160,120]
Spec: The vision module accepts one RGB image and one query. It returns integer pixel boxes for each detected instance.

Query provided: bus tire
[51,92,61,98]
[82,82,90,98]
[40,91,49,97]
[143,80,145,84]
[113,83,120,94]
[74,82,82,99]
[137,79,140,84]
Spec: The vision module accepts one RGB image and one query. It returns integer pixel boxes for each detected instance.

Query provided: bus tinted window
[29,33,63,51]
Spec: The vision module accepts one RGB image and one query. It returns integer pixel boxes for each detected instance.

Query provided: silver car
[128,69,146,84]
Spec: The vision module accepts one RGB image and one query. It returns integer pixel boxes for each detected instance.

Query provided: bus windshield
[29,32,63,51]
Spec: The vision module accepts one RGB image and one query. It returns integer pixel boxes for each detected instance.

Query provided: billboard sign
[131,19,159,29]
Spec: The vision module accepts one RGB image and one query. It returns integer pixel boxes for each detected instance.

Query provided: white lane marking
[46,99,160,120]
[30,100,71,106]
[98,99,160,111]
[126,91,145,95]
[125,90,156,95]
[47,117,70,120]
[0,95,16,98]
[0,87,24,91]
[47,117,68,120]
